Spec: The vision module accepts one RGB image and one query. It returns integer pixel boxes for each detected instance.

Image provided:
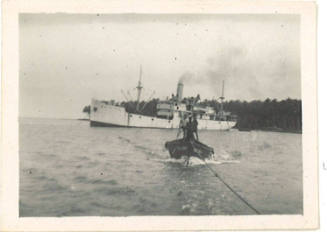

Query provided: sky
[19,14,300,119]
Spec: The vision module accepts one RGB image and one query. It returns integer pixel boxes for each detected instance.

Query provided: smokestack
[176,81,184,102]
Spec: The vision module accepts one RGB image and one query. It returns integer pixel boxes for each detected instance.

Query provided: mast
[136,65,143,112]
[218,80,225,117]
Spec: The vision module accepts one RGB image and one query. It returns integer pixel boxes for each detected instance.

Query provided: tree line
[83,98,302,133]
[200,98,302,133]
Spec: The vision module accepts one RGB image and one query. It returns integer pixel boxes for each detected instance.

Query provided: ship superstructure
[90,69,237,130]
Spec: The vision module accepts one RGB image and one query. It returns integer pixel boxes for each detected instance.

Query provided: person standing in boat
[177,114,187,139]
[185,115,195,141]
[183,115,194,166]
[192,115,199,140]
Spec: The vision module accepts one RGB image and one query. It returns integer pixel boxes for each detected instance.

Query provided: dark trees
[82,98,302,132]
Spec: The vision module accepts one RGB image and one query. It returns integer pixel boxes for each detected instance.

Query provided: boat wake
[155,155,240,167]
[118,135,241,167]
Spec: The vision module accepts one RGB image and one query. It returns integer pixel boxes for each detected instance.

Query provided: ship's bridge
[173,103,186,111]
[156,101,187,119]
[193,106,215,115]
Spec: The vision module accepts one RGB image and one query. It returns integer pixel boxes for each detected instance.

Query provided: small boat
[165,139,214,160]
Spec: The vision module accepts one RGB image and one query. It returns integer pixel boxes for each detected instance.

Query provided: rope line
[168,140,260,214]
[203,160,261,215]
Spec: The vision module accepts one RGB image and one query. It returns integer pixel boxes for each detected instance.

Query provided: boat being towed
[165,139,214,161]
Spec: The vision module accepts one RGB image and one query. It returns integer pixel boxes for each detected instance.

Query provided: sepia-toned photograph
[19,13,302,217]
[1,0,319,231]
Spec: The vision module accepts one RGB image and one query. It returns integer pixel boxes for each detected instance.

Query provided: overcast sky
[20,14,300,119]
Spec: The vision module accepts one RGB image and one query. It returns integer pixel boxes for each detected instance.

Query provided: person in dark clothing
[185,116,195,141]
[183,116,194,166]
[177,114,187,139]
[192,116,199,140]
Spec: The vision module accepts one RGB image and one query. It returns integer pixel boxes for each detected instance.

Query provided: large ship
[90,70,237,130]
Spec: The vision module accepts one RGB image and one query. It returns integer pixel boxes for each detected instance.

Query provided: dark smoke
[178,72,195,84]
[178,46,249,95]
[178,43,300,100]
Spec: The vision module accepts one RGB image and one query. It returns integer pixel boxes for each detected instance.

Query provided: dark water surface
[19,118,302,216]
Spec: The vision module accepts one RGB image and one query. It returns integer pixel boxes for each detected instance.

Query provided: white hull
[90,99,236,130]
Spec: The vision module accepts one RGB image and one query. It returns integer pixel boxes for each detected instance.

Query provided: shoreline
[237,127,302,134]
[78,118,302,134]
[20,117,302,134]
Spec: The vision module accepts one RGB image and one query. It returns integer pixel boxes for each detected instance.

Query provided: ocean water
[19,118,303,216]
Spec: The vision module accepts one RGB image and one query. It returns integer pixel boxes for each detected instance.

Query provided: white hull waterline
[90,99,236,130]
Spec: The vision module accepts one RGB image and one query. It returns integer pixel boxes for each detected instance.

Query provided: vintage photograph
[18,13,303,217]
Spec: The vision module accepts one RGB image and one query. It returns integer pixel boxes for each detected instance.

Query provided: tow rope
[203,160,261,215]
[184,141,261,214]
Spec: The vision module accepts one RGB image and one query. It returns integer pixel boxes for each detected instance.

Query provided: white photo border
[1,0,318,231]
